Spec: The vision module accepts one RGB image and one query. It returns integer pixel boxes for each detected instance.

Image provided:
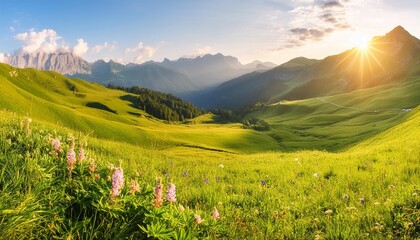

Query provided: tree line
[108,85,204,122]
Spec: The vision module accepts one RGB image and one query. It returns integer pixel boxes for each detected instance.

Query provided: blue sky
[1,0,419,64]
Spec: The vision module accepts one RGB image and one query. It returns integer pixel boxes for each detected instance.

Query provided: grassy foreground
[0,107,419,239]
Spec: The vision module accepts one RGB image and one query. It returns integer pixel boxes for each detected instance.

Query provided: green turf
[247,76,420,151]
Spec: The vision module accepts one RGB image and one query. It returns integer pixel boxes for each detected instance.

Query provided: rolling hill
[246,74,420,150]
[197,57,319,109]
[0,62,280,153]
[0,26,418,153]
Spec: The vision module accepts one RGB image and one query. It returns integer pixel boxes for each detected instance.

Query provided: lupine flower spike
[212,207,220,220]
[67,147,76,180]
[110,167,124,198]
[178,204,185,212]
[53,138,63,152]
[129,179,140,195]
[166,183,177,203]
[78,145,86,162]
[50,138,62,157]
[154,178,163,207]
[89,161,97,175]
[194,213,204,224]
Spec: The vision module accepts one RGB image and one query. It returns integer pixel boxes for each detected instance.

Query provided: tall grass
[0,110,418,239]
[0,113,220,239]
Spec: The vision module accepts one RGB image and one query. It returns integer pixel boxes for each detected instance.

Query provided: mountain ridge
[201,26,420,109]
[3,51,277,96]
[5,51,91,75]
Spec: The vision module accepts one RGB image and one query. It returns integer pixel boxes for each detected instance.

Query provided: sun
[354,34,371,51]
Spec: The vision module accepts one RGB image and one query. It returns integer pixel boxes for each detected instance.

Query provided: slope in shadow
[86,102,117,114]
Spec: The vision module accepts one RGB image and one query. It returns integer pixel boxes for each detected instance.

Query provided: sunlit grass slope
[247,75,420,151]
[0,63,279,153]
[0,105,418,239]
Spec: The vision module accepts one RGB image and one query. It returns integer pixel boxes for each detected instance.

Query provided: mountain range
[2,26,419,110]
[3,52,276,96]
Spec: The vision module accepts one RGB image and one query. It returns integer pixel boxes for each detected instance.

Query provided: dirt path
[315,97,412,113]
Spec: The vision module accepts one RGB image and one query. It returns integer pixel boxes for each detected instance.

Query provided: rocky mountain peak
[5,51,91,75]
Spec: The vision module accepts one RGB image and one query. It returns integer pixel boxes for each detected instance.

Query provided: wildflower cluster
[67,147,76,179]
[110,167,125,198]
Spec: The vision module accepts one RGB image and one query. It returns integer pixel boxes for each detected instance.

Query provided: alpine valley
[0,25,419,239]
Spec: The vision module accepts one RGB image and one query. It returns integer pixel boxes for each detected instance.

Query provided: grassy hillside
[246,75,420,151]
[1,61,419,153]
[0,63,281,154]
[0,104,418,239]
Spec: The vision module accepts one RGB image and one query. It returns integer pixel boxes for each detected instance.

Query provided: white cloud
[268,0,359,51]
[124,42,156,63]
[15,29,65,54]
[182,45,213,58]
[193,46,212,56]
[92,41,116,54]
[9,26,15,32]
[72,38,89,56]
[0,53,5,63]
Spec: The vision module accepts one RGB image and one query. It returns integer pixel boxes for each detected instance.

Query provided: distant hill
[202,26,420,109]
[196,57,319,109]
[160,53,276,89]
[73,60,198,95]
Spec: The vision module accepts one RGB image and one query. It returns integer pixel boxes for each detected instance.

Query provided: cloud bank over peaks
[13,28,92,57]
[181,45,213,58]
[15,29,65,54]
[92,41,117,54]
[5,28,160,64]
[124,42,156,63]
[72,38,89,56]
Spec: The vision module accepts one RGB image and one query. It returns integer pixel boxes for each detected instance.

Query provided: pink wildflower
[78,146,86,162]
[129,179,140,195]
[178,204,185,212]
[53,138,63,152]
[110,167,124,197]
[67,148,76,179]
[166,183,177,203]
[154,180,163,207]
[212,207,220,220]
[194,214,204,224]
[88,162,97,175]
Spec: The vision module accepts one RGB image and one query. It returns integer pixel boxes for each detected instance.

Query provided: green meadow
[0,63,419,239]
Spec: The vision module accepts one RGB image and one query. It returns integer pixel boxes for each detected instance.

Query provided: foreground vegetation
[0,108,418,239]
